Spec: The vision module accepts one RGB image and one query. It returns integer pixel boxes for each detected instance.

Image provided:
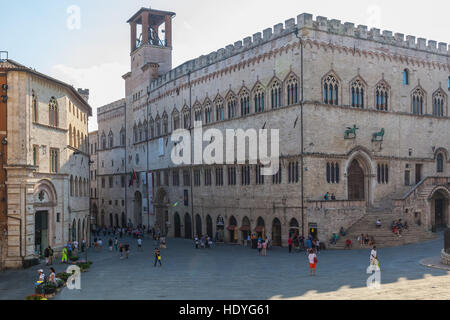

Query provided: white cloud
[50,62,129,131]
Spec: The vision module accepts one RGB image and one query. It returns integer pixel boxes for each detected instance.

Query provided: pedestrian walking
[73,240,79,255]
[194,235,199,249]
[308,249,318,276]
[61,246,68,264]
[108,238,113,251]
[154,248,162,267]
[81,239,86,252]
[44,246,50,266]
[97,238,103,251]
[114,238,119,251]
[257,241,262,256]
[124,243,130,259]
[67,241,73,257]
[137,237,143,251]
[370,246,379,268]
[262,240,267,256]
[119,244,124,259]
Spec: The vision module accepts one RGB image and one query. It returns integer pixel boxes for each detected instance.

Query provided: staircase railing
[394,176,450,207]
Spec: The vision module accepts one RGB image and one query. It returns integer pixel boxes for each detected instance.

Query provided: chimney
[77,88,89,102]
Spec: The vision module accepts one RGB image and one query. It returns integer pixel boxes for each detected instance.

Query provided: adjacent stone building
[95,7,450,248]
[0,59,91,269]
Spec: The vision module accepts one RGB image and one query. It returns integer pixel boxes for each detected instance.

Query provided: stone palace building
[93,7,450,248]
[0,58,91,269]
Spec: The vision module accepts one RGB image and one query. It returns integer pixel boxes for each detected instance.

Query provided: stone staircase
[330,206,436,249]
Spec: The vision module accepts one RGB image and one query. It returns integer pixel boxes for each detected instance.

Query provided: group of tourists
[358,233,375,247]
[323,192,337,201]
[194,235,214,249]
[36,267,61,286]
[94,226,148,239]
[391,219,408,237]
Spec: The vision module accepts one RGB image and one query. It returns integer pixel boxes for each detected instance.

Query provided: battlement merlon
[97,98,126,116]
[149,12,449,90]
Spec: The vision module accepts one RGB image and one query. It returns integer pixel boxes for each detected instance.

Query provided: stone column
[142,13,149,45]
[165,15,172,47]
[130,22,137,52]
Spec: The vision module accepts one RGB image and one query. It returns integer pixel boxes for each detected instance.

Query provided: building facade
[96,7,450,247]
[89,130,99,232]
[0,59,91,269]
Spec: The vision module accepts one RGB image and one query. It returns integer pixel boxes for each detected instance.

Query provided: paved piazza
[0,234,448,300]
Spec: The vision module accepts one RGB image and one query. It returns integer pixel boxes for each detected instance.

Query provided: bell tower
[125,7,175,95]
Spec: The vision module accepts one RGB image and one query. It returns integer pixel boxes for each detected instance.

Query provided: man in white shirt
[370,246,378,266]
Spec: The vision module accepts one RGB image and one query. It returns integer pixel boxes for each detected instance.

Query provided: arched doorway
[228,216,238,243]
[216,215,225,242]
[348,159,365,201]
[431,189,449,232]
[240,216,251,242]
[289,218,299,237]
[255,217,265,239]
[34,211,48,257]
[272,218,282,246]
[134,191,143,227]
[184,213,192,239]
[33,179,57,256]
[195,214,202,237]
[174,212,181,238]
[82,219,85,241]
[206,215,213,238]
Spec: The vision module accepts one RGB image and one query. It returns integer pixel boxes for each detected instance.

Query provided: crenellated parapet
[150,13,449,91]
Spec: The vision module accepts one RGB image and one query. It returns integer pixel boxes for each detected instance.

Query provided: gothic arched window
[433,90,446,117]
[32,90,38,122]
[270,79,282,109]
[204,101,213,124]
[376,80,390,111]
[101,132,106,150]
[403,69,409,85]
[49,97,58,127]
[240,89,250,116]
[412,87,425,115]
[253,84,265,113]
[437,153,444,173]
[323,73,339,105]
[120,128,126,146]
[215,97,224,121]
[108,131,114,148]
[286,74,299,106]
[350,78,365,109]
[227,93,237,119]
[149,117,154,138]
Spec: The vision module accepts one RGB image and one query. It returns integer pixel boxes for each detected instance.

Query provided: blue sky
[1,0,449,131]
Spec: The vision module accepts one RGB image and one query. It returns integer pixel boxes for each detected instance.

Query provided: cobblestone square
[0,233,448,300]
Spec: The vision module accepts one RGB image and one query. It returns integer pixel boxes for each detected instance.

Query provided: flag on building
[129,169,137,186]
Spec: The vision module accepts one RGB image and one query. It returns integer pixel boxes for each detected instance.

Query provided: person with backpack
[154,248,162,267]
[308,249,318,276]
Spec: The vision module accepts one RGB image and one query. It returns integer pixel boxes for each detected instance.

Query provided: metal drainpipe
[295,28,305,237]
